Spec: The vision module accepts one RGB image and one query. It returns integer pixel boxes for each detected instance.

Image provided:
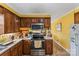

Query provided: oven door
[31,40,45,49]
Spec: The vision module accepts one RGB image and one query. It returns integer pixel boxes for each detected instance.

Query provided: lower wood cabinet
[45,39,53,55]
[0,49,11,56]
[10,41,23,56]
[0,41,23,56]
[0,39,53,56]
[18,41,23,56]
[23,40,31,55]
[10,44,18,56]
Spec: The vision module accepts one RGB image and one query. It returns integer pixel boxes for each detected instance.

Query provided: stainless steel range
[31,33,45,56]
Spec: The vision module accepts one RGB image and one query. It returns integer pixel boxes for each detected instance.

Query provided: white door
[70,24,76,56]
[70,24,79,56]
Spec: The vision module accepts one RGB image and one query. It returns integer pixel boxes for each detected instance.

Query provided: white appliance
[70,24,79,56]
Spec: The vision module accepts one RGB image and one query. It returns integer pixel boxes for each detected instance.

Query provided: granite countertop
[0,36,52,55]
[0,39,22,55]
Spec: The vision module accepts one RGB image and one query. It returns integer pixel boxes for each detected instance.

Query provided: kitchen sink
[0,45,7,51]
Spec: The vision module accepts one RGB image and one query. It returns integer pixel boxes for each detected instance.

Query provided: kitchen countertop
[0,39,22,55]
[0,36,70,56]
[0,36,52,55]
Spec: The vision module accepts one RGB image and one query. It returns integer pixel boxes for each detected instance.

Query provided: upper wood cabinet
[14,16,20,32]
[3,9,20,33]
[4,10,15,33]
[20,17,51,29]
[0,6,20,33]
[0,6,4,14]
[20,18,31,28]
[74,12,79,24]
[44,18,50,29]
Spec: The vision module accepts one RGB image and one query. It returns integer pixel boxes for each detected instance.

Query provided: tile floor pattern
[53,41,70,56]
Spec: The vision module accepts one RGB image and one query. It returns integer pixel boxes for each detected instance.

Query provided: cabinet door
[20,18,31,28]
[45,40,53,55]
[1,49,11,56]
[10,45,18,56]
[4,10,15,33]
[74,12,79,24]
[44,19,50,29]
[15,16,20,32]
[18,41,23,56]
[23,40,31,55]
[0,6,3,14]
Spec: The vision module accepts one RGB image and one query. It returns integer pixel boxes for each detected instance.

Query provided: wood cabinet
[0,40,23,56]
[0,49,11,56]
[14,16,20,32]
[0,6,20,33]
[0,6,4,14]
[44,19,50,29]
[45,39,53,55]
[4,9,15,33]
[10,44,18,56]
[18,41,23,56]
[20,18,31,28]
[74,12,79,24]
[23,40,31,55]
[20,17,50,29]
[10,41,23,56]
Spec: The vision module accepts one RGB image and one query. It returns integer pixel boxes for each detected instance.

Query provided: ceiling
[5,3,79,21]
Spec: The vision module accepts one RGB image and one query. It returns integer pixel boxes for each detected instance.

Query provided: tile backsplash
[0,33,20,43]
